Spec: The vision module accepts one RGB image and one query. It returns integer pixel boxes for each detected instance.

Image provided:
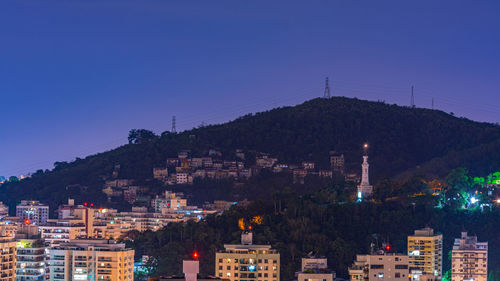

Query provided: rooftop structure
[296,257,335,281]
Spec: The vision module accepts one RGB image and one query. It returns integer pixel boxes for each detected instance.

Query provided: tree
[444,168,472,208]
[128,129,158,144]
[8,176,19,182]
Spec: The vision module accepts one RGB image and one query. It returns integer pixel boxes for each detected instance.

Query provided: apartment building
[16,201,49,226]
[48,239,134,281]
[349,253,409,281]
[16,239,46,281]
[451,232,488,281]
[215,232,280,281]
[0,236,17,281]
[408,227,443,280]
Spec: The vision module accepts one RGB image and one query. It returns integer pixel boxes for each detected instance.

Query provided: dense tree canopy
[2,97,500,211]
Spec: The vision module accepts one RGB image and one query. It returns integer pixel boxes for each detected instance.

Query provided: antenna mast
[323,77,331,98]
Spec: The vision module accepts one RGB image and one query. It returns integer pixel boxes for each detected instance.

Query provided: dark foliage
[128,190,500,280]
[2,97,500,212]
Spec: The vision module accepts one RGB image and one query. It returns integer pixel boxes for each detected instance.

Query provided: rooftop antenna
[432,98,434,110]
[411,85,415,108]
[323,77,331,98]
[172,116,177,133]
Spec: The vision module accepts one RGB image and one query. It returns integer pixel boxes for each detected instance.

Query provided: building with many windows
[16,201,49,226]
[349,253,409,281]
[215,232,280,281]
[48,239,134,281]
[0,236,17,281]
[451,232,488,281]
[408,227,443,280]
[16,239,46,281]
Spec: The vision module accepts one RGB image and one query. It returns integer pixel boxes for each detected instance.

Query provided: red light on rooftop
[24,219,31,225]
[84,202,88,206]
[192,251,199,259]
[385,244,391,251]
[90,203,94,207]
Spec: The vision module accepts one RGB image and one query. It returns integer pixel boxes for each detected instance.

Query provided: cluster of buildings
[0,193,226,281]
[0,200,491,281]
[104,149,359,199]
[0,192,229,281]
[266,152,355,185]
[0,234,134,281]
[152,150,252,186]
[2,195,219,245]
[213,231,337,281]
[348,227,488,281]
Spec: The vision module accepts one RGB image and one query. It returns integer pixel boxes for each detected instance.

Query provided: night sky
[1,0,499,177]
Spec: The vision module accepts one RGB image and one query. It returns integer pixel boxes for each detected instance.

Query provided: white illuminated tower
[357,144,373,199]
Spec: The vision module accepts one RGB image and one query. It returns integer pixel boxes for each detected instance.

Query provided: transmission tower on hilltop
[323,77,331,98]
[410,85,415,108]
[172,116,177,133]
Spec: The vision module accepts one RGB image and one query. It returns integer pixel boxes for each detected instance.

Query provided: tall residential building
[0,236,17,281]
[349,253,409,281]
[357,154,373,199]
[215,232,280,281]
[451,232,488,281]
[297,257,335,281]
[408,227,443,280]
[16,239,47,281]
[16,201,49,226]
[48,239,134,281]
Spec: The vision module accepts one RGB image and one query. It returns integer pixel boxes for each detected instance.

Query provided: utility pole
[323,77,331,98]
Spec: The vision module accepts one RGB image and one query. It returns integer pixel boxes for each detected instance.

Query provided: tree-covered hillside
[2,97,500,210]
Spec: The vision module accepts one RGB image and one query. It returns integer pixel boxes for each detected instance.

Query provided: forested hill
[2,97,500,209]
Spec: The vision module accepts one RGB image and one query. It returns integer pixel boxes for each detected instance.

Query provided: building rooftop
[411,227,438,237]
[51,239,133,252]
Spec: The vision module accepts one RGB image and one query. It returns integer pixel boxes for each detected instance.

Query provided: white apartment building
[48,239,134,281]
[349,253,409,281]
[451,232,488,281]
[16,201,49,226]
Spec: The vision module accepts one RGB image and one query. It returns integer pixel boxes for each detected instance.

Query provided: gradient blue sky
[1,0,499,176]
